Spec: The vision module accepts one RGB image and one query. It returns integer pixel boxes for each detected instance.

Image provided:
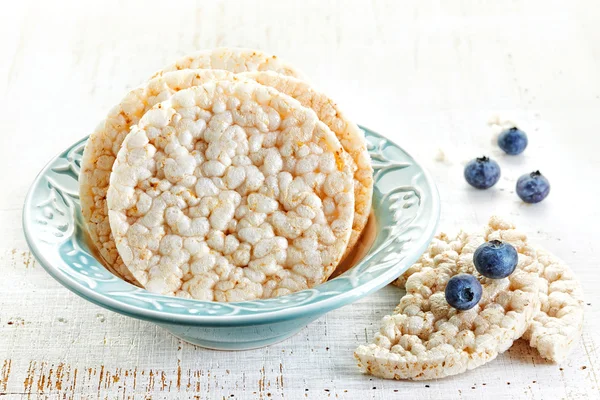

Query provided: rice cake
[80,69,237,283]
[241,71,373,257]
[106,79,355,302]
[355,217,543,380]
[521,248,584,362]
[154,47,307,80]
[393,217,585,363]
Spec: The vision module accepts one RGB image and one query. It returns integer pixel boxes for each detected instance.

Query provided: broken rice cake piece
[355,217,544,380]
[392,216,585,364]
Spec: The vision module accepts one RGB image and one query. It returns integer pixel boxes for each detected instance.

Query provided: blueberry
[498,127,528,155]
[473,240,518,279]
[445,274,482,310]
[516,171,550,203]
[464,156,501,189]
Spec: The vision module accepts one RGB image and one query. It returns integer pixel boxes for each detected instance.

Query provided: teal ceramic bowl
[23,127,439,350]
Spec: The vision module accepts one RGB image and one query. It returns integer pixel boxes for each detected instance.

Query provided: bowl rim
[23,126,440,326]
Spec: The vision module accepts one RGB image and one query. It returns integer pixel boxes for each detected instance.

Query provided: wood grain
[1,0,599,398]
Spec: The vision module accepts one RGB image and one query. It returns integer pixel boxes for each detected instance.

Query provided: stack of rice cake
[79,48,374,302]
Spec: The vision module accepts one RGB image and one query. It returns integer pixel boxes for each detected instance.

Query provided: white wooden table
[1,1,599,398]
